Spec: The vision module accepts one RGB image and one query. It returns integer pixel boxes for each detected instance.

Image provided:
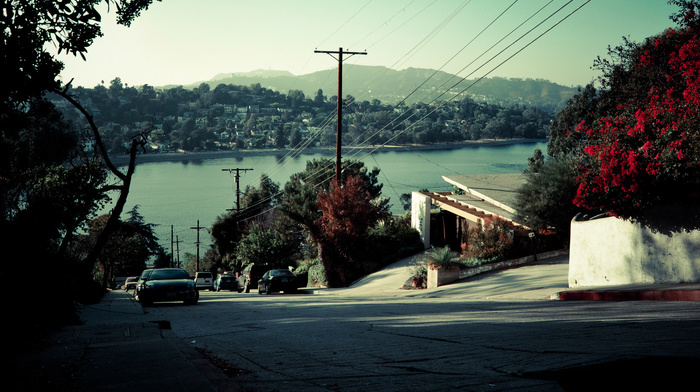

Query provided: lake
[105,141,546,256]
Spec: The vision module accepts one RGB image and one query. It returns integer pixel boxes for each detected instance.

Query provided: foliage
[306,259,328,288]
[514,151,584,241]
[1,1,156,340]
[314,175,389,287]
[547,84,599,157]
[403,258,427,290]
[367,214,423,264]
[278,158,384,262]
[572,7,700,222]
[234,224,300,270]
[462,217,515,263]
[74,205,165,285]
[423,246,462,269]
[210,174,282,272]
[50,81,555,155]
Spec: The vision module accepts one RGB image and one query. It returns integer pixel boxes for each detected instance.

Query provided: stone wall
[569,215,700,287]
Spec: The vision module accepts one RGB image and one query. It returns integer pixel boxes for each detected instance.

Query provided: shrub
[305,259,327,287]
[463,217,515,263]
[424,246,462,269]
[403,258,427,289]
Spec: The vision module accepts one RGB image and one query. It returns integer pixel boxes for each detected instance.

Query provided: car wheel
[257,286,264,295]
[265,285,272,295]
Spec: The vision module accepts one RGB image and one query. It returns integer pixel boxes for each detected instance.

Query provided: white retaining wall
[569,215,700,287]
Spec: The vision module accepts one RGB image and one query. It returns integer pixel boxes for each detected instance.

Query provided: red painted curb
[554,290,700,301]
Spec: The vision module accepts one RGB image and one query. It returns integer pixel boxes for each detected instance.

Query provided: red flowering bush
[574,25,700,219]
[462,217,515,263]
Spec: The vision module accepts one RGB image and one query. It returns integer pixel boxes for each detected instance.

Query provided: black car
[134,268,199,305]
[238,263,271,293]
[213,274,239,292]
[257,269,302,294]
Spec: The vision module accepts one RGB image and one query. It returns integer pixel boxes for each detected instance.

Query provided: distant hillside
[183,65,579,109]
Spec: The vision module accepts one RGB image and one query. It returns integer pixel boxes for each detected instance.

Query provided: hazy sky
[57,0,678,89]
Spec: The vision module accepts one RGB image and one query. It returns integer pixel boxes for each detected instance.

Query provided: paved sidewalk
[9,291,239,392]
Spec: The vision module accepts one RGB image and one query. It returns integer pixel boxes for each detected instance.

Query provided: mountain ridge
[167,65,580,109]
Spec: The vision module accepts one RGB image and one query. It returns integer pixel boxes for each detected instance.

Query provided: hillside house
[411,173,528,250]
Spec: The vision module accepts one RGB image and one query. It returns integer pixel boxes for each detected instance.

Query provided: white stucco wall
[569,215,700,287]
[411,192,431,249]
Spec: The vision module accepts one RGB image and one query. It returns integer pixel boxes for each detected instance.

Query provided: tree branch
[53,88,126,182]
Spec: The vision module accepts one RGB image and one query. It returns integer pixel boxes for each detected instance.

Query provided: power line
[315,0,374,49]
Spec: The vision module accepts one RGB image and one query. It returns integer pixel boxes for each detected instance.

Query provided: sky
[57,0,679,89]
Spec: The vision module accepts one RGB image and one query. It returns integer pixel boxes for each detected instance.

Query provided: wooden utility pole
[190,220,204,272]
[314,47,367,184]
[170,225,174,267]
[222,168,253,211]
[174,235,182,267]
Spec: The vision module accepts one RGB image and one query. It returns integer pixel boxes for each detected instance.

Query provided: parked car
[124,276,138,291]
[135,268,153,293]
[257,269,302,294]
[238,263,270,293]
[213,274,239,292]
[195,271,214,290]
[113,276,127,290]
[134,268,199,305]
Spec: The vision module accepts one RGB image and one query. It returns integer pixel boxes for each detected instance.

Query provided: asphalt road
[137,258,700,392]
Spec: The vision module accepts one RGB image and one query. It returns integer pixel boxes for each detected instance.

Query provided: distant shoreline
[109,139,547,166]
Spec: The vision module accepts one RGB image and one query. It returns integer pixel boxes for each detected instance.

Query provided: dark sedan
[257,269,302,294]
[135,268,199,305]
[214,274,239,292]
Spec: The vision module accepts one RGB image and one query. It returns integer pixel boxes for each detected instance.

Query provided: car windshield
[270,270,295,277]
[149,269,190,280]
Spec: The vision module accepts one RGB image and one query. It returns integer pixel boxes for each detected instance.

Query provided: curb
[550,289,700,301]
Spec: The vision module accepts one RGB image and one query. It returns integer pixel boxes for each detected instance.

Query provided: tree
[573,3,700,224]
[314,89,326,105]
[1,0,157,337]
[77,205,164,286]
[279,159,388,287]
[514,153,584,242]
[315,176,388,287]
[547,84,598,156]
[234,224,299,269]
[211,174,282,272]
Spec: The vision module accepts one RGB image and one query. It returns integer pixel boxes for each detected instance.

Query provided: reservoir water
[107,142,546,256]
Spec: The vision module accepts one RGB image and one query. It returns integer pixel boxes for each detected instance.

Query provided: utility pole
[174,235,182,267]
[190,220,203,272]
[314,47,367,184]
[170,225,174,267]
[222,168,253,211]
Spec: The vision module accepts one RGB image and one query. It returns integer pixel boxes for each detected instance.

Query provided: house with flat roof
[411,173,529,250]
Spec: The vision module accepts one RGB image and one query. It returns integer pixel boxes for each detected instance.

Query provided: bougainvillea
[574,23,700,219]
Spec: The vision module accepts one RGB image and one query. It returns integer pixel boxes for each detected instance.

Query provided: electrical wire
[191,0,592,224]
